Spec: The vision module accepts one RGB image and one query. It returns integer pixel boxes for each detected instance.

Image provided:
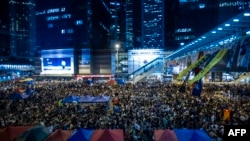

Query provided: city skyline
[0,0,250,56]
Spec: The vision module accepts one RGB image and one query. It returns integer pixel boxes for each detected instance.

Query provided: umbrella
[15,126,50,141]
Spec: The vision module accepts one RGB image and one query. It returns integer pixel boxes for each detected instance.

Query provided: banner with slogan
[188,49,228,85]
[177,54,211,80]
[191,51,204,97]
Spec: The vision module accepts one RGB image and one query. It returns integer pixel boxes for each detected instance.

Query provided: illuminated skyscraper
[9,0,37,57]
[142,0,165,49]
[125,0,134,48]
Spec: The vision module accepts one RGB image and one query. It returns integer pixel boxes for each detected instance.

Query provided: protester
[0,78,249,140]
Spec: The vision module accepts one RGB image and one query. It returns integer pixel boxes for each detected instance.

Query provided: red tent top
[154,129,178,141]
[0,126,32,141]
[45,129,72,141]
[91,129,124,141]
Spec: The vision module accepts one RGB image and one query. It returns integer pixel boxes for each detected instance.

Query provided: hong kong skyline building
[9,0,37,57]
[36,0,112,75]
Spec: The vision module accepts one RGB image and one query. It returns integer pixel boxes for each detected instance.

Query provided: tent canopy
[45,129,72,141]
[174,129,212,141]
[15,126,50,141]
[0,126,32,141]
[154,129,178,141]
[67,128,94,141]
[91,129,124,141]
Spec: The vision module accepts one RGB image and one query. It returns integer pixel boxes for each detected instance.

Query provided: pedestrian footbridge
[126,57,164,84]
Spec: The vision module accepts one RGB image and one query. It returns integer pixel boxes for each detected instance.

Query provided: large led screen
[43,58,71,70]
[41,48,74,74]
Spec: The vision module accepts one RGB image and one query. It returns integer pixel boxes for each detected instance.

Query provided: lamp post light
[115,43,120,78]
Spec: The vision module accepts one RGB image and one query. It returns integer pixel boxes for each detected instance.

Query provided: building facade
[9,0,37,57]
[141,0,165,49]
[36,0,111,76]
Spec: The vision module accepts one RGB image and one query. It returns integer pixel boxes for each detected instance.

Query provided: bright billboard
[41,48,74,74]
[43,57,71,70]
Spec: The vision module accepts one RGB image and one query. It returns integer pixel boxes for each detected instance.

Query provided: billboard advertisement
[41,48,74,74]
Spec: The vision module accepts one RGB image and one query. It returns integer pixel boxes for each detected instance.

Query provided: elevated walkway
[126,57,164,84]
[231,72,250,83]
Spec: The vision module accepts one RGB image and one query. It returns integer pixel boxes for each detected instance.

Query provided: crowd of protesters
[0,78,250,141]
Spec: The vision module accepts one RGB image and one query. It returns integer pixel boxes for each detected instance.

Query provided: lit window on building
[61,29,65,34]
[175,35,195,41]
[176,28,192,33]
[76,20,83,25]
[36,10,46,15]
[199,4,205,9]
[46,16,59,21]
[47,8,60,14]
[61,7,66,12]
[62,14,71,19]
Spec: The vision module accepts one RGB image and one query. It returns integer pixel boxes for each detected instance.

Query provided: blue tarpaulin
[8,93,29,100]
[64,95,110,103]
[61,96,80,103]
[174,129,212,141]
[78,95,96,103]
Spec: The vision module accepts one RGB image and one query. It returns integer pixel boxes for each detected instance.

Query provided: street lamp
[115,43,120,77]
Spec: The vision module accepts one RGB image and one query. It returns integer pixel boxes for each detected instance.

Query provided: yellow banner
[188,49,228,85]
[177,54,210,80]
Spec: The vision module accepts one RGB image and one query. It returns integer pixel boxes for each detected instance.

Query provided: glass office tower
[142,0,165,49]
[9,0,37,57]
